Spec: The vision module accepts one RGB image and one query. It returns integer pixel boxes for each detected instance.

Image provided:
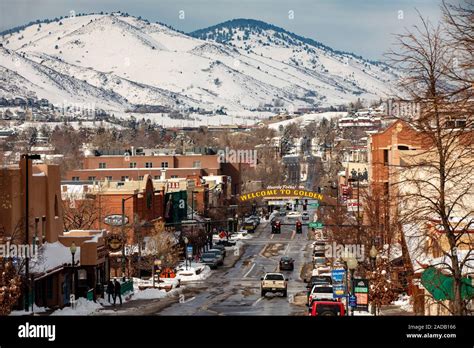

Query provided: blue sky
[0,0,446,60]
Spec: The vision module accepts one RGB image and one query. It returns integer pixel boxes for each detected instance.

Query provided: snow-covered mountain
[0,14,397,116]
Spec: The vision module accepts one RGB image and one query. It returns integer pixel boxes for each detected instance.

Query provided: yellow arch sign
[239,189,323,202]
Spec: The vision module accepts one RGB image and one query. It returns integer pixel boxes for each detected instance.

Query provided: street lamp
[183,236,189,270]
[70,242,77,300]
[347,257,358,316]
[369,245,378,270]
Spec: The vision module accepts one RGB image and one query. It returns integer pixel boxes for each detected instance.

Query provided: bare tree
[387,6,473,315]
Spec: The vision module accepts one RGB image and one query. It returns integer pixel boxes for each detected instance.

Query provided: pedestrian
[114,279,122,306]
[106,280,114,303]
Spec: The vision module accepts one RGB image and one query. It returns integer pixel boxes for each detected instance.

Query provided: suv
[305,275,332,291]
[211,244,227,257]
[309,301,345,316]
[307,285,334,305]
[200,252,219,269]
[261,272,288,297]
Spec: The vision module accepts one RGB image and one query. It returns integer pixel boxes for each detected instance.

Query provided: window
[88,176,96,181]
[72,176,79,181]
[145,162,153,168]
[129,162,137,168]
[171,175,178,179]
[138,175,144,180]
[154,176,160,180]
[105,176,112,181]
[397,145,409,150]
[192,160,201,168]
[161,161,169,168]
[54,194,59,217]
[383,150,389,166]
[99,162,106,169]
[121,176,129,182]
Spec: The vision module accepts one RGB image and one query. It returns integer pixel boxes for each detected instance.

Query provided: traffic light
[252,201,257,215]
[295,199,299,206]
[228,218,234,232]
[233,218,238,232]
[303,199,307,211]
[205,218,211,234]
[271,221,281,234]
[296,221,302,234]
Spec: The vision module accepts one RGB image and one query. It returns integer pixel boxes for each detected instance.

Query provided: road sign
[309,222,324,229]
[309,203,319,208]
[333,284,346,298]
[331,269,345,282]
[186,246,193,259]
[349,295,357,308]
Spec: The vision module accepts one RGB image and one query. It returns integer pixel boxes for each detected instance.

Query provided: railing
[120,279,134,295]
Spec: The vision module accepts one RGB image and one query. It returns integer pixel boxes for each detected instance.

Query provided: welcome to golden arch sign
[239,189,323,202]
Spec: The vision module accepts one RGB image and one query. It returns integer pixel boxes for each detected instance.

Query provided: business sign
[353,278,369,311]
[104,214,129,226]
[347,199,363,212]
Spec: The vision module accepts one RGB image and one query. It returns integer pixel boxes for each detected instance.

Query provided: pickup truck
[261,272,288,297]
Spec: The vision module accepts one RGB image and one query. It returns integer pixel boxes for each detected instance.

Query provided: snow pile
[392,293,413,312]
[132,288,169,300]
[175,263,212,282]
[50,297,102,316]
[9,305,48,316]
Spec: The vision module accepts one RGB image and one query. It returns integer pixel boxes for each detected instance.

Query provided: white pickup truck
[261,272,288,297]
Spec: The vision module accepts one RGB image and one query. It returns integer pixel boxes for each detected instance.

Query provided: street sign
[186,246,193,259]
[309,203,319,208]
[331,269,345,282]
[219,231,226,239]
[333,284,346,298]
[353,278,369,311]
[309,222,324,229]
[349,295,357,308]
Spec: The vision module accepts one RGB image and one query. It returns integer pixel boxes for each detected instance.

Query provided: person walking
[106,280,114,304]
[114,279,122,306]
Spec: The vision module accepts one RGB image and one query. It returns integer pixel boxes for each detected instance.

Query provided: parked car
[247,215,261,225]
[215,240,236,247]
[279,256,295,271]
[304,275,332,291]
[287,211,302,219]
[308,285,334,305]
[211,244,227,257]
[308,301,345,316]
[200,253,219,269]
[302,212,310,221]
[207,249,224,265]
[261,272,288,297]
[279,209,286,217]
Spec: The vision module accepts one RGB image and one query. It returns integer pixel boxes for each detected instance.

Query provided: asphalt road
[157,208,317,316]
